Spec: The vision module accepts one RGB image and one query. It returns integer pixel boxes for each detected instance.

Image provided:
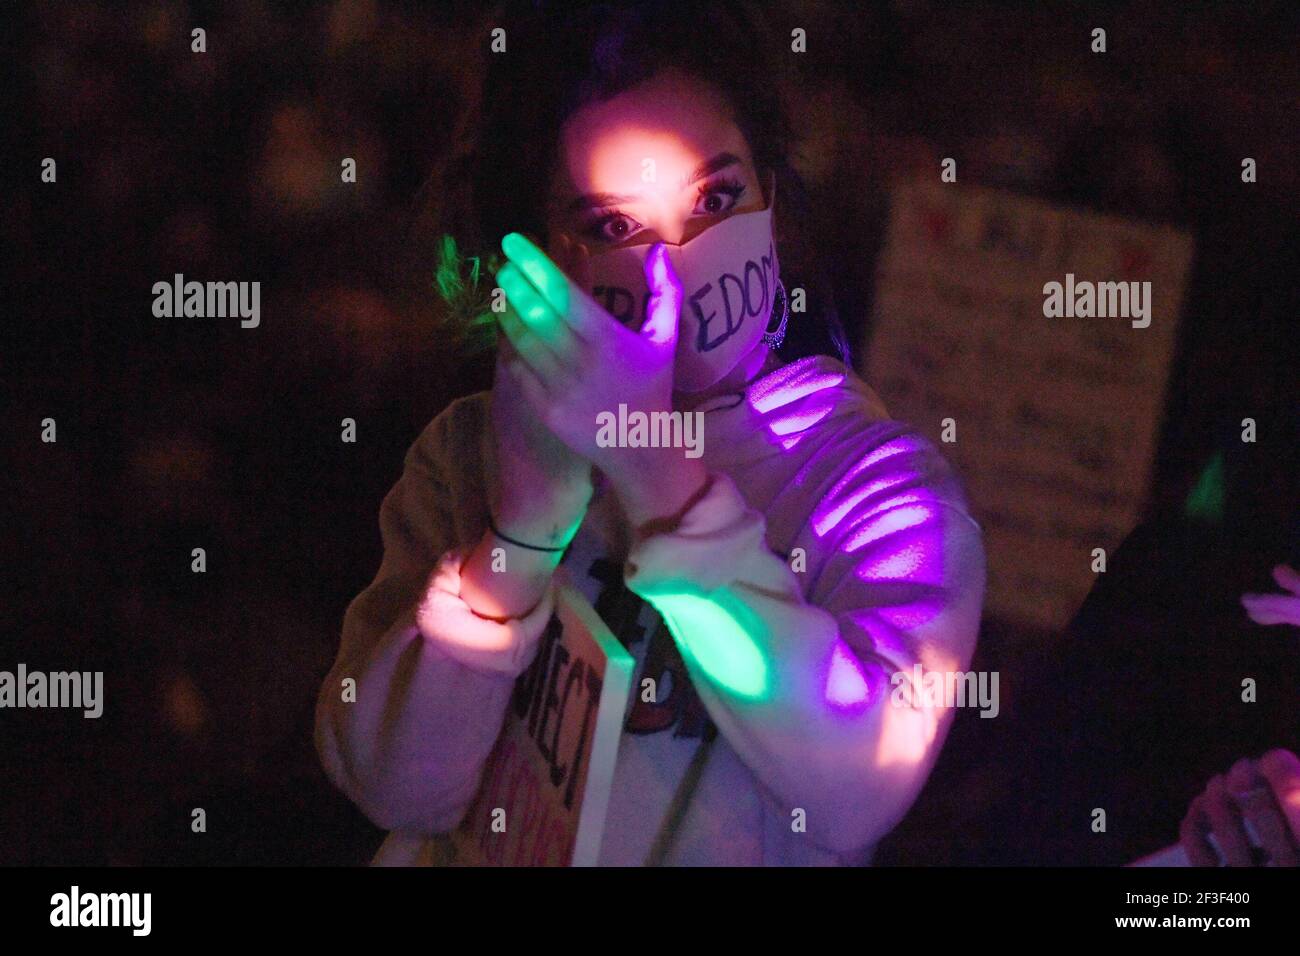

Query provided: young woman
[316,0,985,866]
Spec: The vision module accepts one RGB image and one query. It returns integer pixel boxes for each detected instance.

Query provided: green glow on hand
[654,591,770,700]
[501,232,572,313]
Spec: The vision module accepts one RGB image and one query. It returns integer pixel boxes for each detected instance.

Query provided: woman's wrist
[494,481,591,549]
[459,524,565,621]
[609,450,710,533]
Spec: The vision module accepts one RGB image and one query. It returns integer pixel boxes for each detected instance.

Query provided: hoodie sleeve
[624,424,985,858]
[314,403,552,834]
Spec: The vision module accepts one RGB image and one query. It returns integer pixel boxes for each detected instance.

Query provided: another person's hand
[1241,564,1300,627]
[1179,749,1300,866]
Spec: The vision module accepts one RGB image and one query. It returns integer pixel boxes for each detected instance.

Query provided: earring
[762,279,789,350]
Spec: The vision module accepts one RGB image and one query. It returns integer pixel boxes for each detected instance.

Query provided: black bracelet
[487,513,570,553]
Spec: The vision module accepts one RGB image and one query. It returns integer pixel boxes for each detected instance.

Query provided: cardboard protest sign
[864,178,1194,632]
[450,571,634,865]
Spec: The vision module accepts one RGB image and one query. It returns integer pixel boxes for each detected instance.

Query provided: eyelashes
[582,209,640,244]
[580,176,749,245]
[694,176,746,215]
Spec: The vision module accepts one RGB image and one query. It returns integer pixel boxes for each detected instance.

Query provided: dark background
[4,0,1297,865]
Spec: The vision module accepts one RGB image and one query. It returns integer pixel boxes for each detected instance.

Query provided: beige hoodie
[316,356,986,865]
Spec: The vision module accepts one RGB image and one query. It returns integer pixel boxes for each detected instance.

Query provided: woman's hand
[456,239,597,622]
[494,232,708,530]
[1241,564,1300,628]
[489,338,592,546]
[1179,750,1300,866]
[486,234,601,545]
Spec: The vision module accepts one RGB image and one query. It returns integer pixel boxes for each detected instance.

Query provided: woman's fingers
[1182,753,1300,867]
[498,344,555,423]
[1204,774,1254,865]
[1273,564,1300,596]
[497,262,560,340]
[497,261,588,364]
[1241,593,1300,626]
[497,299,564,382]
[1239,564,1300,625]
[501,231,608,341]
[1234,784,1299,866]
[1259,749,1300,845]
[641,241,683,345]
[1180,795,1221,866]
[1226,758,1298,866]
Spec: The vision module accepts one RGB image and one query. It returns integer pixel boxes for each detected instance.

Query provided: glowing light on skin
[578,129,698,240]
[498,232,576,338]
[496,258,560,329]
[493,123,963,725]
[654,591,769,700]
[644,242,682,344]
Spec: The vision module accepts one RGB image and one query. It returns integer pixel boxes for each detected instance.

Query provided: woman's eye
[585,213,643,245]
[693,180,746,217]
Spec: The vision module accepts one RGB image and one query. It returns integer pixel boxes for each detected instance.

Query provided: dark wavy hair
[408,0,850,365]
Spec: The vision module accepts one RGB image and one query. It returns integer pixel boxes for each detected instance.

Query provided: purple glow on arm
[748,368,847,451]
[824,640,871,710]
[815,479,923,538]
[843,502,934,552]
[810,436,925,537]
[768,401,836,437]
[860,540,929,580]
[852,503,944,588]
[742,362,971,716]
[749,367,845,414]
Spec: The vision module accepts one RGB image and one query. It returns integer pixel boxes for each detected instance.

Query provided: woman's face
[548,68,774,392]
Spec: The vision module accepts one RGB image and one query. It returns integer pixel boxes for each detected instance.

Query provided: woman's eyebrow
[567,190,638,213]
[680,151,742,189]
[566,152,744,213]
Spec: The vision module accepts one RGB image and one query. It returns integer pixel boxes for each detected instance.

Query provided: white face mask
[585,202,779,392]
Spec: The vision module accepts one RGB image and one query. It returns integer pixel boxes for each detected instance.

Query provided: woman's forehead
[555,72,754,199]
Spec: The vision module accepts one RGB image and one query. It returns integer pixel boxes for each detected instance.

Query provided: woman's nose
[641,201,693,246]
